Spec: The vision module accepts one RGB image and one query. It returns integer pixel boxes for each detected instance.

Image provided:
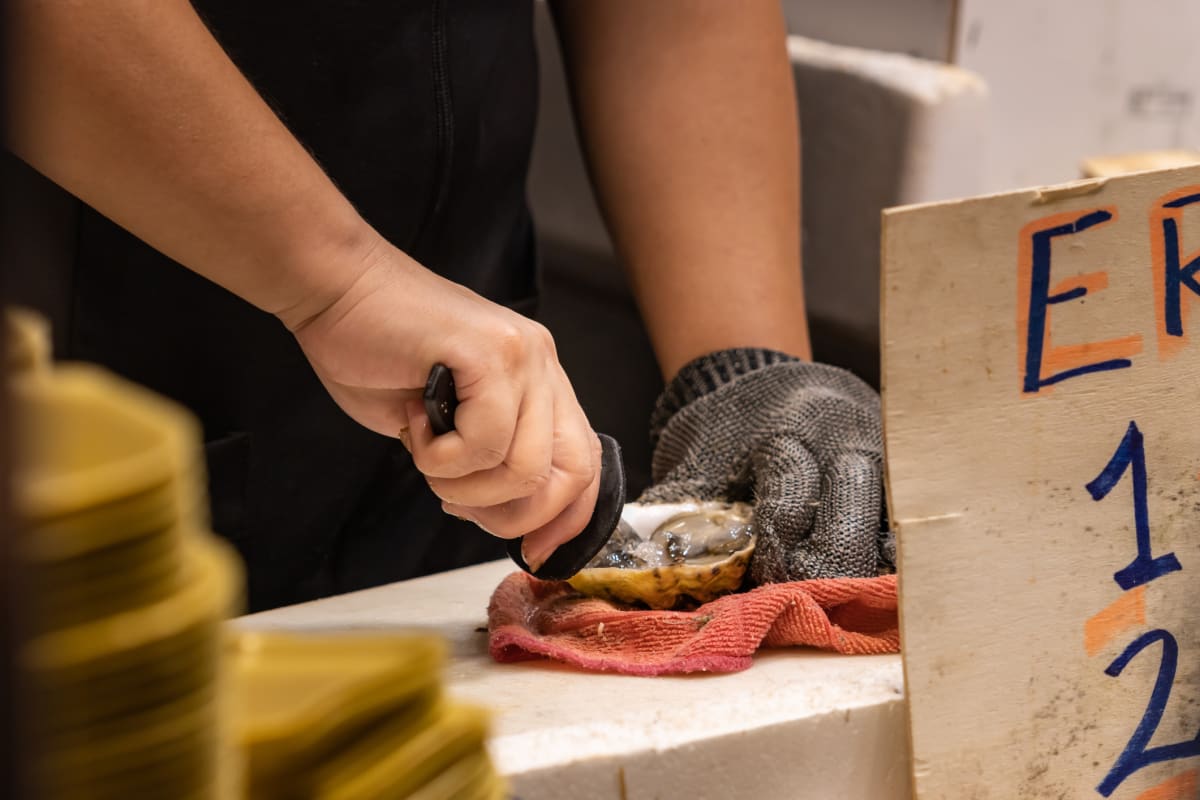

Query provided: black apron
[47,1,540,611]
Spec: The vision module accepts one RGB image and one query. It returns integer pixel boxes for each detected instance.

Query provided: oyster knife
[423,363,627,580]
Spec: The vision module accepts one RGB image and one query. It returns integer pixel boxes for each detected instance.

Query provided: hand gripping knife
[423,363,626,580]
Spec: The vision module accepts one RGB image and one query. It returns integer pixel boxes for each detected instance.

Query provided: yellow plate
[232,631,444,779]
[11,364,204,522]
[36,725,220,798]
[39,768,220,800]
[32,532,184,633]
[37,728,219,793]
[32,522,180,584]
[246,686,442,795]
[32,616,218,725]
[312,702,491,800]
[23,535,239,674]
[21,480,191,562]
[34,692,220,776]
[39,668,218,750]
[35,693,236,800]
[30,540,236,734]
[406,750,499,800]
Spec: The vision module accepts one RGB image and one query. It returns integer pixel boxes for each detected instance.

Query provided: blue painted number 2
[1096,630,1200,796]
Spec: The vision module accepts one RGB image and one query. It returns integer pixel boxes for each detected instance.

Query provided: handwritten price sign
[882,165,1200,799]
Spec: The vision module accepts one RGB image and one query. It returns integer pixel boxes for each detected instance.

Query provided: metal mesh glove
[640,348,894,584]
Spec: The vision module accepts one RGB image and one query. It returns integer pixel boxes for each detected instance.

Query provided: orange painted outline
[1134,769,1197,800]
[1084,586,1147,657]
[1150,185,1200,361]
[1042,335,1145,377]
[1017,207,1142,395]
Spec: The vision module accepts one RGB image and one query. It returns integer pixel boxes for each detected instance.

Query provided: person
[6,0,889,612]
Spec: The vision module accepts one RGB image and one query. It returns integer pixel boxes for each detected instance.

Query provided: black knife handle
[506,433,626,581]
[424,363,459,435]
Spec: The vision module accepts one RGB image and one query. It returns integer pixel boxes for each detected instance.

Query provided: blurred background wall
[534,0,1200,494]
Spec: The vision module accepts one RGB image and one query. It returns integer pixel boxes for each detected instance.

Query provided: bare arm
[6,0,372,326]
[7,1,605,562]
[550,0,810,379]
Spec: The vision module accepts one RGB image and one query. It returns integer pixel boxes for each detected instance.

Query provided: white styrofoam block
[238,559,911,800]
[787,36,988,204]
[788,35,987,344]
[780,0,957,63]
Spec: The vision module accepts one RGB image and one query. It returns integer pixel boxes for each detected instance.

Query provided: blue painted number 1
[1085,421,1182,589]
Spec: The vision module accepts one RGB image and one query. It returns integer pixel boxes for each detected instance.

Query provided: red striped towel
[487,571,899,676]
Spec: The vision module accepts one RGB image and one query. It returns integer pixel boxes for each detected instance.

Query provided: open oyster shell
[566,501,754,610]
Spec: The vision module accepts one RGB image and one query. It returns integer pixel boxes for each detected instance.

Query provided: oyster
[567,502,754,609]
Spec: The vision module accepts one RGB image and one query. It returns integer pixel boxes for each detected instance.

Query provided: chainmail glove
[640,348,894,584]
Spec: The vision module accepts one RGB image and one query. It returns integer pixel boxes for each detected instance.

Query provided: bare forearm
[551,0,810,378]
[6,0,377,326]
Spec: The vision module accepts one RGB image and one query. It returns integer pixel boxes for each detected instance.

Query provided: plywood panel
[883,165,1200,799]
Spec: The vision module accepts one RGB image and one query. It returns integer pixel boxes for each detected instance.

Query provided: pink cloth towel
[487,571,899,676]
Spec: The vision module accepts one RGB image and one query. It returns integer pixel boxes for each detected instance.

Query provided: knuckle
[473,445,507,471]
[411,444,464,480]
[565,436,601,485]
[572,456,597,489]
[530,321,557,355]
[513,466,551,496]
[492,323,527,367]
[491,320,557,371]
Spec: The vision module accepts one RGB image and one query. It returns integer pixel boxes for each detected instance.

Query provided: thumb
[747,434,821,585]
[781,450,883,581]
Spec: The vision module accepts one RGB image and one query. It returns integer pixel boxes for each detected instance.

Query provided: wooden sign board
[882,165,1200,799]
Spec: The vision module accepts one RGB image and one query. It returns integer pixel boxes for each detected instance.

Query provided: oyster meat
[567,502,754,609]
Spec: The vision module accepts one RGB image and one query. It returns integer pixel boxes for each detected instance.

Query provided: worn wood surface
[882,164,1200,799]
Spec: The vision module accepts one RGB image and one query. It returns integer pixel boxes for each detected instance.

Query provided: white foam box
[237,559,910,800]
[784,0,1200,191]
[956,0,1200,191]
[786,35,986,353]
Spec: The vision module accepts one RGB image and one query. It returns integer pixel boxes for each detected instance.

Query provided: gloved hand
[639,348,894,584]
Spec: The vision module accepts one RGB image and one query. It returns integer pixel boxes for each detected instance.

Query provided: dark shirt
[38,1,540,611]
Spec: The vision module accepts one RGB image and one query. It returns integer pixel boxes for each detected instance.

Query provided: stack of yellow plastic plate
[231,632,507,800]
[10,343,241,799]
[8,309,505,799]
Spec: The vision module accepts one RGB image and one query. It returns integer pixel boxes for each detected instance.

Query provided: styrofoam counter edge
[237,559,912,800]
